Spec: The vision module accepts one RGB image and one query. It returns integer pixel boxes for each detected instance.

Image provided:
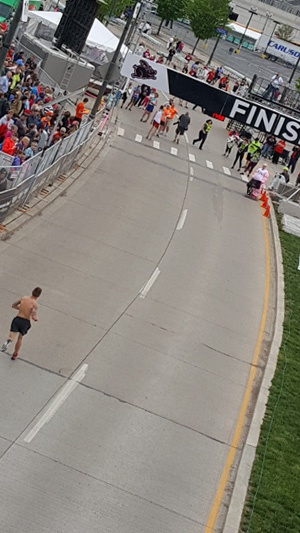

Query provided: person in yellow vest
[192,119,212,149]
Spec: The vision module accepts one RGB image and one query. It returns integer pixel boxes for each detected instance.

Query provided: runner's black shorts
[10,316,31,336]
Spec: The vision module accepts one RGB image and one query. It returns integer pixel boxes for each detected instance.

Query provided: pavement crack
[14,444,204,527]
[79,381,230,447]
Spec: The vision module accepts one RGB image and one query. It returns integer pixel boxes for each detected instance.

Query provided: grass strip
[241,226,300,533]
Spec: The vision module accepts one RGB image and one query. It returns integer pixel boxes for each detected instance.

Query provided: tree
[187,0,229,42]
[97,0,131,23]
[156,0,188,35]
[275,24,295,42]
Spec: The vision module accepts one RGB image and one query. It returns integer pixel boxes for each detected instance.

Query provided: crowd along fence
[0,109,109,225]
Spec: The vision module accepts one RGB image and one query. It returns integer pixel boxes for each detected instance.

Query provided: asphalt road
[148,16,299,84]
[0,104,268,531]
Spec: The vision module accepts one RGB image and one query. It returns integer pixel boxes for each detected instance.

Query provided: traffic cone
[260,190,267,202]
[261,197,269,209]
[263,206,270,218]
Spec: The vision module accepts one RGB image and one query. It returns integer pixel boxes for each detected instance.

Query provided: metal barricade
[0,109,107,225]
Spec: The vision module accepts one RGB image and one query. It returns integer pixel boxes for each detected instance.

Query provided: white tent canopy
[26,10,128,55]
[228,22,261,42]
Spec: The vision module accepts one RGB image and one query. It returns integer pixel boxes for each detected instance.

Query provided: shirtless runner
[1,287,42,360]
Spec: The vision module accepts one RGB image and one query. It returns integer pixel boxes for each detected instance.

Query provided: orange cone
[261,198,269,209]
[263,206,270,218]
[260,190,267,202]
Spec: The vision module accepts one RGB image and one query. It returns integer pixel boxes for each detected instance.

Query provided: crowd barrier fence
[0,109,109,225]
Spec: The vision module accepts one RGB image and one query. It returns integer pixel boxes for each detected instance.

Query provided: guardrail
[0,109,109,225]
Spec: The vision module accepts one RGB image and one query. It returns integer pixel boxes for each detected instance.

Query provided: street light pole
[263,20,279,55]
[261,11,273,35]
[238,7,257,50]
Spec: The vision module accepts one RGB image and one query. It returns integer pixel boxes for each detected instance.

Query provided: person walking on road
[272,139,286,165]
[146,105,164,140]
[261,134,276,159]
[1,287,42,360]
[244,137,261,167]
[140,91,158,122]
[173,112,190,144]
[192,119,212,149]
[231,139,249,171]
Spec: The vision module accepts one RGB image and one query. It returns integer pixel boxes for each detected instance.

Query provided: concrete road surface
[0,102,269,532]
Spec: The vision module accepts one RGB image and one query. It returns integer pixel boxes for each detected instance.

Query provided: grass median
[241,225,300,533]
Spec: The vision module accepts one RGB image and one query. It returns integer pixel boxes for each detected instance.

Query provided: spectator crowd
[0,43,89,192]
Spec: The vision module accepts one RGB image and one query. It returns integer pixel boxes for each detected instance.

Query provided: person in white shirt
[263,73,283,100]
[167,36,174,49]
[146,105,164,140]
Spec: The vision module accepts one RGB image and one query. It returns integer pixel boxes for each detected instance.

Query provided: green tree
[156,0,188,35]
[275,24,295,42]
[187,0,229,48]
[97,0,131,23]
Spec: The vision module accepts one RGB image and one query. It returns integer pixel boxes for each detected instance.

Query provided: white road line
[153,140,160,149]
[189,153,195,162]
[190,166,194,176]
[184,132,189,143]
[135,134,142,143]
[223,166,231,176]
[170,147,178,156]
[176,209,188,230]
[190,176,194,182]
[206,160,214,169]
[117,127,124,136]
[241,174,249,182]
[24,364,88,443]
[140,268,160,299]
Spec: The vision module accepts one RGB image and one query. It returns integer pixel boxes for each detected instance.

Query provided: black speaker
[54,0,98,55]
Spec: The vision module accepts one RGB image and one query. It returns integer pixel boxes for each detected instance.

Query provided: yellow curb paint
[204,215,271,532]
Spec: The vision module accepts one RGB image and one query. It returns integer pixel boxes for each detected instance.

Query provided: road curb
[223,202,285,533]
[0,126,113,241]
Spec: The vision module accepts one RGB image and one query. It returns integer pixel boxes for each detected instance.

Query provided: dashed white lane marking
[223,166,231,176]
[140,268,160,298]
[117,127,124,136]
[170,147,178,156]
[241,174,249,182]
[153,140,160,149]
[189,153,195,162]
[24,364,89,443]
[135,134,142,143]
[190,177,194,182]
[206,160,214,169]
[190,166,194,176]
[184,132,189,143]
[176,209,188,230]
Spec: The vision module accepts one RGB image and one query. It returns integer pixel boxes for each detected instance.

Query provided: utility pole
[207,34,221,66]
[0,0,24,73]
[90,2,138,118]
[238,7,257,51]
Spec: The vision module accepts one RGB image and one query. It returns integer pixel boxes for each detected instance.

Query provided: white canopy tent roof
[228,22,261,42]
[26,10,128,55]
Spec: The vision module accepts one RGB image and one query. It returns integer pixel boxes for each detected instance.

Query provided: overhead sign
[217,28,227,35]
[121,52,300,144]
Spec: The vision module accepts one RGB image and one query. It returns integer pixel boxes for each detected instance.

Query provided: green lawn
[241,228,300,533]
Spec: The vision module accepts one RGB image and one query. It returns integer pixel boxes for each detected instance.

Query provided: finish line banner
[121,53,300,145]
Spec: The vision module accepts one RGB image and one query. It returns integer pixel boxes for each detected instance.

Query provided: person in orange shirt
[166,100,178,134]
[75,97,89,124]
